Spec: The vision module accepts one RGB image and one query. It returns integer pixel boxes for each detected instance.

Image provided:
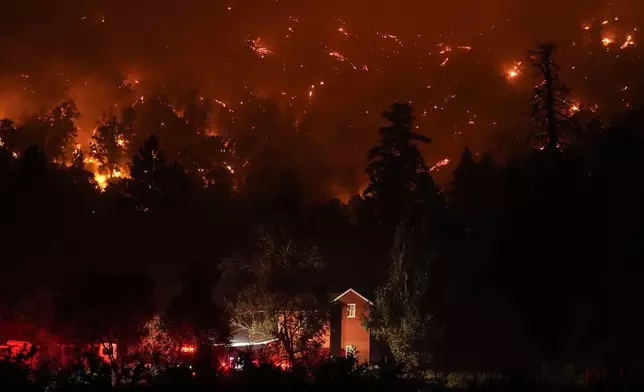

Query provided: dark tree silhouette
[165,262,230,351]
[530,42,575,151]
[363,102,434,227]
[54,272,156,379]
[10,101,79,162]
[180,89,212,137]
[46,101,81,162]
[0,119,18,153]
[127,135,193,210]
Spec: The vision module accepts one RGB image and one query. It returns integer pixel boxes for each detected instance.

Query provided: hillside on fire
[3,0,644,391]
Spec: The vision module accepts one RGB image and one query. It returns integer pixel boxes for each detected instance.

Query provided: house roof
[331,288,373,305]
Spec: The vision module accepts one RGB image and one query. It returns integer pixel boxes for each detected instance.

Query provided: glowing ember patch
[249,38,273,58]
[506,61,522,81]
[430,158,451,172]
[181,346,196,353]
[329,51,347,61]
[621,35,635,49]
[568,100,582,115]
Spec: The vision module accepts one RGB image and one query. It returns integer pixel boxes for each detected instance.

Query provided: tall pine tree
[364,102,436,227]
[530,42,575,151]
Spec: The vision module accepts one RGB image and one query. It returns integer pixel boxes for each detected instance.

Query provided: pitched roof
[331,288,373,305]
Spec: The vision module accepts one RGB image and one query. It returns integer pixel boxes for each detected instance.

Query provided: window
[346,345,356,357]
[347,303,356,318]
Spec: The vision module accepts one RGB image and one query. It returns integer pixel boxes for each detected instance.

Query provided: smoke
[0,0,642,198]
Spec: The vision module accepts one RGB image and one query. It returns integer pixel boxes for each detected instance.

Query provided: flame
[249,38,273,58]
[94,173,108,190]
[621,35,635,49]
[181,346,196,353]
[567,99,582,116]
[329,50,347,62]
[506,61,522,81]
[430,158,451,172]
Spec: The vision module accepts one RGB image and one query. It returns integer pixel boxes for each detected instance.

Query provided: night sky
[0,0,642,199]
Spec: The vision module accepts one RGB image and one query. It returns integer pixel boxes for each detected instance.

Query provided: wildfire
[430,158,451,172]
[84,155,128,191]
[567,99,582,116]
[506,61,522,81]
[94,173,108,190]
[329,50,347,62]
[249,38,273,58]
[602,36,614,46]
[621,35,635,49]
[92,169,127,191]
[438,43,452,54]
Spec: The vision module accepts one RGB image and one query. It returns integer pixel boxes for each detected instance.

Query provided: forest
[2,39,644,391]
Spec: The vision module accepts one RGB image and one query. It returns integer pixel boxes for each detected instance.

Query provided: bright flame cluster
[249,38,273,58]
[430,158,451,172]
[506,61,522,81]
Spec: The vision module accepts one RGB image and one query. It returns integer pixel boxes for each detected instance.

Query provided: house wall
[328,302,343,357]
[337,291,370,363]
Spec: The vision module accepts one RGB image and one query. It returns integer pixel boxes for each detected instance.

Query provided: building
[221,287,377,364]
[327,288,373,363]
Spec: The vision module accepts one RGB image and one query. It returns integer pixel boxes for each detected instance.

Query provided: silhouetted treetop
[364,102,436,227]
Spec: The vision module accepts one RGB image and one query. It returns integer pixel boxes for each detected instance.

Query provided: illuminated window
[346,345,356,357]
[347,303,356,318]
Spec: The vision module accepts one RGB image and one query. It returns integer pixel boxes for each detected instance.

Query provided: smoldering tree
[530,42,576,151]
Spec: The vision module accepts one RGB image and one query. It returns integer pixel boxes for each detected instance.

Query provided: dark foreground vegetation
[4,350,644,392]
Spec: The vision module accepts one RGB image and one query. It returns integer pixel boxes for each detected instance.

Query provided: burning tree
[227,226,330,367]
[138,314,179,365]
[89,115,133,179]
[13,101,80,163]
[0,119,17,151]
[530,42,575,151]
